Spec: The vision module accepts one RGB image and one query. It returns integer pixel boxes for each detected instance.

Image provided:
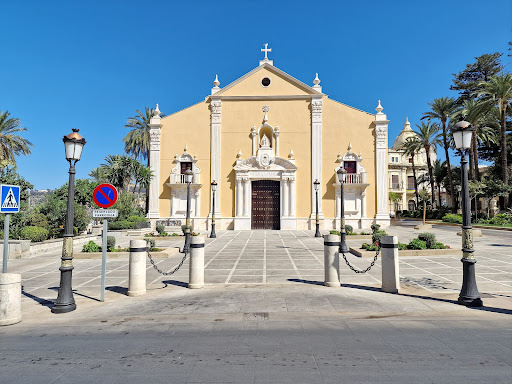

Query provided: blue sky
[1,0,510,190]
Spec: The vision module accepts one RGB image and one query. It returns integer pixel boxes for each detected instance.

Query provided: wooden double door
[251,180,280,230]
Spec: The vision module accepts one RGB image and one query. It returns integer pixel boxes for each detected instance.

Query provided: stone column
[282,178,289,217]
[361,190,367,218]
[236,178,243,217]
[243,178,250,217]
[289,177,296,217]
[375,101,390,225]
[251,126,257,156]
[148,105,162,220]
[311,97,323,218]
[210,99,221,217]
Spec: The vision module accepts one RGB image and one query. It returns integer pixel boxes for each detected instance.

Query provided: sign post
[1,185,20,273]
[92,184,118,301]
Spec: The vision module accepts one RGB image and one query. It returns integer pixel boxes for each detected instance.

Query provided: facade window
[409,157,413,164]
[407,176,415,190]
[181,162,192,174]
[391,175,399,189]
[344,161,356,173]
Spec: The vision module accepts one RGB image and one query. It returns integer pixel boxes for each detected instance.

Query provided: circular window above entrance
[261,77,271,87]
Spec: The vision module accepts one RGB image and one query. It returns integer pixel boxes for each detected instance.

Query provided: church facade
[147,45,390,231]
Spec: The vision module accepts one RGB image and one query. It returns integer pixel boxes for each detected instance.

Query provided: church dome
[392,117,417,150]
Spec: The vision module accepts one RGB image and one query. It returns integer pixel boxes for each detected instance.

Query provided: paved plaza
[0,223,511,383]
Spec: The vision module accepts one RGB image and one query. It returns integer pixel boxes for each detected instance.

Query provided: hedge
[19,226,49,242]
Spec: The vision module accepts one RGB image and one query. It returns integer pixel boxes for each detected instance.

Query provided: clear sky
[1,0,510,190]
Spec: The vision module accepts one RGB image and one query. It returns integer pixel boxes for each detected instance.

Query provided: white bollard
[381,236,400,293]
[128,239,147,297]
[324,234,340,287]
[0,273,21,326]
[189,236,205,289]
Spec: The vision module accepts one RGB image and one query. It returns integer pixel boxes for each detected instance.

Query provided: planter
[349,247,461,258]
[74,246,180,259]
[346,234,372,240]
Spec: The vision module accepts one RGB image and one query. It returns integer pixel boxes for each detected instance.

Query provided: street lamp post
[452,121,483,307]
[210,181,217,238]
[337,167,349,254]
[313,180,321,237]
[183,169,193,254]
[52,128,86,314]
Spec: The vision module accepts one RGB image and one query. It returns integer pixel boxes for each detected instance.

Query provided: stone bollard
[0,273,21,326]
[189,236,205,289]
[324,234,340,287]
[381,236,400,293]
[128,239,147,297]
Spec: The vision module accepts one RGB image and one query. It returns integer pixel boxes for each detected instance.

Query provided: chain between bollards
[340,248,379,274]
[147,249,188,276]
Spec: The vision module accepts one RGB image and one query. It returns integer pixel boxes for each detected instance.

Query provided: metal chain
[147,249,188,276]
[341,248,379,274]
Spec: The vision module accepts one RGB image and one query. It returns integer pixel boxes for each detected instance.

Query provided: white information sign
[92,209,118,218]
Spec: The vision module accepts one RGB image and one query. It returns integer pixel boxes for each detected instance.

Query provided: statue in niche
[260,134,270,148]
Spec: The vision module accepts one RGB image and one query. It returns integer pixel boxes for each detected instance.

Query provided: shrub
[360,231,369,235]
[19,226,49,242]
[407,238,427,250]
[345,225,353,234]
[107,236,116,251]
[181,225,187,235]
[156,224,165,234]
[432,242,447,249]
[145,238,155,249]
[361,242,379,251]
[398,242,407,250]
[372,230,388,246]
[108,220,135,230]
[442,214,463,224]
[418,233,436,249]
[82,241,100,253]
[329,230,340,236]
[371,224,380,233]
[127,215,147,223]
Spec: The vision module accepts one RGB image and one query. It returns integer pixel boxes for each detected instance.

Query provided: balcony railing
[389,182,402,190]
[407,183,415,190]
[344,173,366,184]
[170,173,200,184]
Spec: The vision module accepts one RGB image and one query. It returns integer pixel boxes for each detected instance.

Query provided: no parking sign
[92,184,118,208]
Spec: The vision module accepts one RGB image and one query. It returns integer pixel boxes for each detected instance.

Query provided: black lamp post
[52,128,85,314]
[183,169,193,254]
[452,121,483,307]
[210,180,217,238]
[314,180,321,237]
[337,167,349,253]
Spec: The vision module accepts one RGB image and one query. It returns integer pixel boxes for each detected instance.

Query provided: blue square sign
[0,184,20,213]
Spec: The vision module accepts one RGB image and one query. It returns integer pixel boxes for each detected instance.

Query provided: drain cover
[243,312,269,321]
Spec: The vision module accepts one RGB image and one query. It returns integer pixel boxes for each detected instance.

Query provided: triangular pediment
[212,64,322,97]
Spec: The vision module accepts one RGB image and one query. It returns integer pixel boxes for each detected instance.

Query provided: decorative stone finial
[348,143,352,151]
[174,154,178,160]
[275,125,279,132]
[194,153,198,160]
[213,74,220,87]
[288,149,294,159]
[376,100,383,114]
[359,152,363,159]
[337,152,342,162]
[313,73,320,85]
[262,105,269,123]
[236,149,242,158]
[404,116,412,130]
[154,103,161,116]
[184,144,188,153]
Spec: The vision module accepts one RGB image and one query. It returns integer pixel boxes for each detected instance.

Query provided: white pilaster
[275,126,280,157]
[282,178,289,217]
[375,100,391,226]
[289,177,296,217]
[243,178,250,217]
[251,125,257,156]
[361,190,367,218]
[236,178,243,217]
[148,104,161,219]
[311,96,323,218]
[194,190,201,218]
[210,99,221,217]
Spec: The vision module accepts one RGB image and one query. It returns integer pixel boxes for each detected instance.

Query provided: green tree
[422,97,456,207]
[0,111,33,169]
[432,160,448,208]
[38,193,89,237]
[100,155,136,192]
[88,167,107,184]
[418,189,430,225]
[451,53,503,102]
[388,192,402,222]
[413,122,442,207]
[123,107,155,166]
[478,73,512,204]
[468,180,485,219]
[400,137,421,206]
[52,179,96,207]
[481,178,512,217]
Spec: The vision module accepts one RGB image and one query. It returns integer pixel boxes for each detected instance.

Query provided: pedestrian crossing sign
[0,184,20,213]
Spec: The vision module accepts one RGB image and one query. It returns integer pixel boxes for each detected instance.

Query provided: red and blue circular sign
[92,184,118,208]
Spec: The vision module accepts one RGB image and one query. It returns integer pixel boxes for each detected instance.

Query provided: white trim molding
[148,104,162,220]
[210,98,221,218]
[311,96,323,219]
[374,100,391,227]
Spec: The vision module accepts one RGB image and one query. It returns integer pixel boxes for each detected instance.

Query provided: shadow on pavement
[48,286,101,302]
[21,286,53,308]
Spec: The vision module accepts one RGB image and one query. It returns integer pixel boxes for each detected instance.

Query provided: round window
[261,77,271,87]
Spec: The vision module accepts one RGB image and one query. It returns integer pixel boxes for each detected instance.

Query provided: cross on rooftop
[261,43,271,59]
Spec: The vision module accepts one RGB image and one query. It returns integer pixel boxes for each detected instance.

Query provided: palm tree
[388,192,402,222]
[123,107,154,167]
[422,97,456,209]
[413,122,442,207]
[88,167,107,184]
[0,110,33,168]
[478,73,512,206]
[100,155,134,191]
[401,137,421,207]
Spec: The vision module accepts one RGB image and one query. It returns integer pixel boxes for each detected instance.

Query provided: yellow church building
[147,45,390,231]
